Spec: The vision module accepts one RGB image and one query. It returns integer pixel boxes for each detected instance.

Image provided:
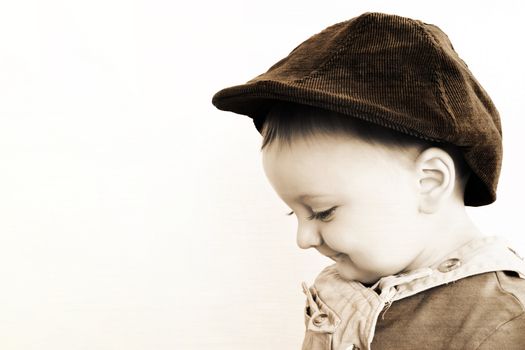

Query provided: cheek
[326,205,421,255]
[348,203,417,235]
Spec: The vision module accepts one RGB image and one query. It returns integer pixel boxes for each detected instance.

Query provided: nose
[296,222,323,249]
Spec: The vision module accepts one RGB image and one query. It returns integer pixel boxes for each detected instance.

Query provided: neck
[406,204,484,272]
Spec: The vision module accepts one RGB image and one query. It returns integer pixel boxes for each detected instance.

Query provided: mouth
[328,253,343,261]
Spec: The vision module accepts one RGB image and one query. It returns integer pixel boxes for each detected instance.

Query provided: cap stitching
[412,20,460,136]
[221,82,445,143]
[294,13,374,84]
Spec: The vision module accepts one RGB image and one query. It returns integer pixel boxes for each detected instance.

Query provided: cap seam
[413,20,460,137]
[294,13,374,84]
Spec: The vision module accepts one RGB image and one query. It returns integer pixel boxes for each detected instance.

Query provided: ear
[414,147,456,214]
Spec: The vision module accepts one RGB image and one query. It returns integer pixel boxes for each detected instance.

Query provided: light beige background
[0,0,524,349]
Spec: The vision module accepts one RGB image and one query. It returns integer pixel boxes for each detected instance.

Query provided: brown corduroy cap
[211,12,502,207]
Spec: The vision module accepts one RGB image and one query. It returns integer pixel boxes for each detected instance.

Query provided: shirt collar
[371,235,525,301]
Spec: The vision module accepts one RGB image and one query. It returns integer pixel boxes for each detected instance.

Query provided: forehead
[263,137,384,187]
[262,134,403,198]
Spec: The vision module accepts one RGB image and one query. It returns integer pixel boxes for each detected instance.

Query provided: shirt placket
[301,267,435,350]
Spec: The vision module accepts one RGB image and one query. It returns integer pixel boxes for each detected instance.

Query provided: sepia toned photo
[0,1,524,349]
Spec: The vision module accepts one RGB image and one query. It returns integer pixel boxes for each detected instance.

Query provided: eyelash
[286,207,337,221]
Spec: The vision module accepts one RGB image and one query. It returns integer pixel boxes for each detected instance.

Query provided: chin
[334,256,386,283]
[352,272,381,285]
[336,265,381,284]
[360,276,381,286]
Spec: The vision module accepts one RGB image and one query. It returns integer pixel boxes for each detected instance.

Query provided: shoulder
[474,271,525,349]
[374,271,525,349]
[475,312,525,349]
[493,270,525,308]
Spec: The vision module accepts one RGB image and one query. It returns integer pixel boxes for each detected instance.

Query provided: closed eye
[308,207,337,221]
[285,207,337,221]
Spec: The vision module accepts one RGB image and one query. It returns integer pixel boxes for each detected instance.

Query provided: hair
[259,101,472,196]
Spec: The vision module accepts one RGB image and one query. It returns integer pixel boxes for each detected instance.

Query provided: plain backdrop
[0,1,524,349]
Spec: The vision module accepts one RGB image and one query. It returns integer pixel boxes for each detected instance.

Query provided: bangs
[260,101,428,152]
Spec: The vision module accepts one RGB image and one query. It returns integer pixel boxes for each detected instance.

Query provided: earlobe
[415,147,455,214]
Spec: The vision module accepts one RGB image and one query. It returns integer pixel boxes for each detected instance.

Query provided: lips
[328,253,342,261]
[318,248,343,260]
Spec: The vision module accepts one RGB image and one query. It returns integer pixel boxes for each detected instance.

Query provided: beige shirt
[301,236,525,350]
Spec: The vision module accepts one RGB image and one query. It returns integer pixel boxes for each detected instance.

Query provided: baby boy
[212,12,525,350]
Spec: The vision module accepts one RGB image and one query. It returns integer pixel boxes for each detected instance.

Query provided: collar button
[438,258,462,273]
[312,313,328,326]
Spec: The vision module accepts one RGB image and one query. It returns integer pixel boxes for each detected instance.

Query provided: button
[438,258,462,273]
[312,313,328,326]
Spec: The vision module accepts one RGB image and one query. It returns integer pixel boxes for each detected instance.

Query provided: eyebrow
[283,194,333,205]
[297,194,331,201]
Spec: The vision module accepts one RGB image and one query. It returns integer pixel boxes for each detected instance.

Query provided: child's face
[262,133,429,284]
